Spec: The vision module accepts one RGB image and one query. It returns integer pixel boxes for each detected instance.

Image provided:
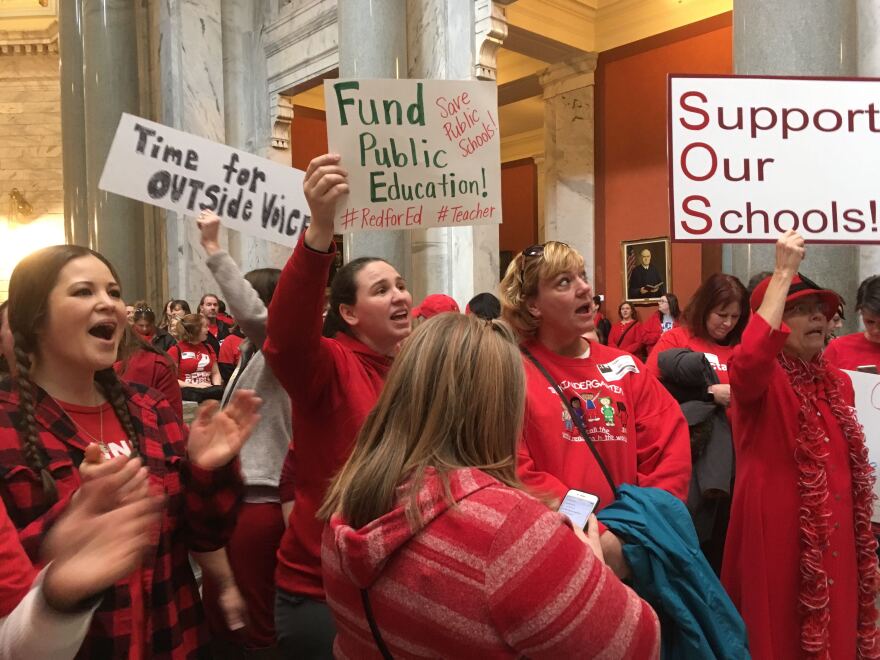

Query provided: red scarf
[779,352,879,659]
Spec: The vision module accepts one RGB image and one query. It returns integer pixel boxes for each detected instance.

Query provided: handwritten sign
[668,75,880,244]
[99,113,309,247]
[323,79,502,232]
[844,369,880,521]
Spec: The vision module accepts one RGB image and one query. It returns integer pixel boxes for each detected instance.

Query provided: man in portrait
[628,247,665,299]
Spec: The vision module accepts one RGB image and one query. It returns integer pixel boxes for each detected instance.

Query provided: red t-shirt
[58,400,131,460]
[218,334,243,367]
[56,400,146,656]
[607,320,645,358]
[168,341,217,385]
[645,326,735,385]
[0,501,36,618]
[823,332,880,372]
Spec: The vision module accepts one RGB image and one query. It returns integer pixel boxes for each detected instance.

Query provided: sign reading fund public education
[844,369,880,522]
[99,114,309,248]
[323,79,502,232]
[668,75,880,244]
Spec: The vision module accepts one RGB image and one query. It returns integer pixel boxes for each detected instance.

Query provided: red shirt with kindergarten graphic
[168,341,216,385]
[645,326,734,385]
[517,339,691,514]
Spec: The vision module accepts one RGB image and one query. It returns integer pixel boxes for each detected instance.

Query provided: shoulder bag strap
[614,321,637,348]
[361,589,394,660]
[521,345,619,499]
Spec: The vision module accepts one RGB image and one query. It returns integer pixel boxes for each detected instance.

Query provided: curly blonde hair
[498,242,586,341]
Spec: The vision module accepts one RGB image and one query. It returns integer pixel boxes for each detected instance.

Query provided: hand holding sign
[303,154,350,252]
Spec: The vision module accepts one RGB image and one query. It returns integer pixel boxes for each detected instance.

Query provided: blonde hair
[319,313,526,530]
[178,313,205,343]
[499,242,586,340]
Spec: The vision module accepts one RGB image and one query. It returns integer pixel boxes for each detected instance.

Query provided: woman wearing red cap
[412,293,460,321]
[722,231,879,659]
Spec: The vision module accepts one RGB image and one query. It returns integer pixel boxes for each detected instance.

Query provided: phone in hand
[558,489,600,530]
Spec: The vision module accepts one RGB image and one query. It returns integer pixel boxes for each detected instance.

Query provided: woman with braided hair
[722,231,880,659]
[0,244,262,658]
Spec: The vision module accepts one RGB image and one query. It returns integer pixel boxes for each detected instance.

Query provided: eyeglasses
[785,301,829,317]
[519,242,572,284]
[134,306,152,313]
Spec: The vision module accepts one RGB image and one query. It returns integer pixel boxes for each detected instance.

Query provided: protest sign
[668,75,880,244]
[99,113,308,248]
[844,369,880,521]
[323,78,502,233]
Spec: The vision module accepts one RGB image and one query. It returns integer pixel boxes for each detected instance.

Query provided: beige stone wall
[0,51,64,301]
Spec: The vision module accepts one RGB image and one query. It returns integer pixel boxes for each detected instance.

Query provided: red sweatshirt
[0,500,34,618]
[607,320,645,358]
[263,237,392,599]
[115,349,183,422]
[323,467,659,659]
[645,326,734,385]
[517,339,691,511]
[823,332,880,372]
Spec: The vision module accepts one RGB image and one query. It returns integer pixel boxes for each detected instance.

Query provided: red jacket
[115,349,183,421]
[640,312,681,356]
[645,326,734,385]
[517,340,691,513]
[607,320,645,358]
[0,380,243,658]
[264,237,392,599]
[323,467,660,659]
[823,332,880,372]
[722,315,866,659]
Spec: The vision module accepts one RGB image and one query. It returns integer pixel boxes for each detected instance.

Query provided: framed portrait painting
[622,237,671,304]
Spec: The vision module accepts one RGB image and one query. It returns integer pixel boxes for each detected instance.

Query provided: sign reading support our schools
[323,78,502,233]
[99,113,309,248]
[844,369,880,522]
[668,75,880,244]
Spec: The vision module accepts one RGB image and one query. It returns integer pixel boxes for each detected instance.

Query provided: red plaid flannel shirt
[0,379,243,659]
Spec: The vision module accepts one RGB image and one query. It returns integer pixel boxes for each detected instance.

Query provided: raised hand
[186,390,262,470]
[197,211,222,256]
[303,154,349,252]
[774,229,805,275]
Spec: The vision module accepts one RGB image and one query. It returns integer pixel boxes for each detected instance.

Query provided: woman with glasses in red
[499,242,690,578]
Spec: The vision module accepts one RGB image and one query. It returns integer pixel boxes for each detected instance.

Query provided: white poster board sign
[323,79,502,232]
[844,369,880,522]
[668,75,880,244]
[99,113,308,248]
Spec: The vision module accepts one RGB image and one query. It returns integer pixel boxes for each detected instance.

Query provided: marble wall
[0,51,64,300]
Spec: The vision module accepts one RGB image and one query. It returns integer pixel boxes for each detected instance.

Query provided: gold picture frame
[622,237,671,304]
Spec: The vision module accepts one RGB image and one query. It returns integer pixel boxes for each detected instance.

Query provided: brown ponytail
[12,334,57,503]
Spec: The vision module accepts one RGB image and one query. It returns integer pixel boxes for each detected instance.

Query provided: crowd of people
[0,151,877,659]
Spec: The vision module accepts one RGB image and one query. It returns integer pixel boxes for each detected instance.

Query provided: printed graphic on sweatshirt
[703,352,728,373]
[555,388,628,444]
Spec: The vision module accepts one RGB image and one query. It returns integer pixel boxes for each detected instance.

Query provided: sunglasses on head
[519,242,573,282]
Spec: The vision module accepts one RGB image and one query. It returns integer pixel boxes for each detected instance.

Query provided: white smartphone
[558,489,600,530]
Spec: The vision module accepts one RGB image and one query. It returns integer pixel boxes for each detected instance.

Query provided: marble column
[153,0,228,303]
[857,0,880,287]
[59,0,88,247]
[337,0,411,282]
[81,0,145,299]
[539,54,597,282]
[406,0,502,308]
[731,0,859,330]
[221,0,274,271]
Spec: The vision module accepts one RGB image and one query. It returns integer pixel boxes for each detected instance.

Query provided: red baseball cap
[412,294,460,320]
[750,273,840,320]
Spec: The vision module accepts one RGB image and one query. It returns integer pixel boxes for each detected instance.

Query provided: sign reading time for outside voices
[324,78,502,233]
[100,114,309,248]
[668,75,880,243]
